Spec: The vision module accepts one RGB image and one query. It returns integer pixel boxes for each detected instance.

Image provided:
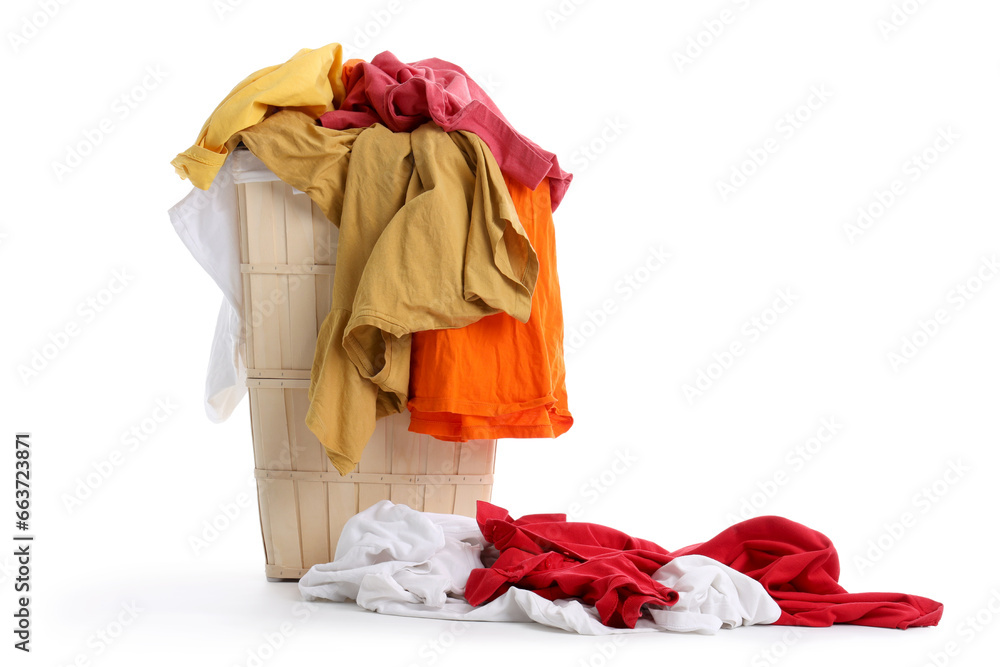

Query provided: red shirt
[465,502,943,629]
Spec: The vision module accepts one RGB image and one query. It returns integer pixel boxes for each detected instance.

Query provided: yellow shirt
[171,43,346,190]
[233,110,538,474]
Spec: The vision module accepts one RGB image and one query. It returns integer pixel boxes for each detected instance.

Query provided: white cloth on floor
[300,498,485,606]
[298,500,781,634]
[168,150,305,422]
[647,555,782,632]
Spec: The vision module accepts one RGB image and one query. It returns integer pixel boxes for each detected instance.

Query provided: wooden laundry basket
[237,171,496,580]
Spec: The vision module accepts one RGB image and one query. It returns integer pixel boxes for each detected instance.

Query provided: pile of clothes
[169,44,943,635]
[299,500,943,635]
[169,43,573,473]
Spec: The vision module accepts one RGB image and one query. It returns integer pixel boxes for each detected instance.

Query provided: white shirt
[167,151,301,422]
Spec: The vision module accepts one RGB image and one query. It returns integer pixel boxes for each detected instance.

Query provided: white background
[3,0,999,665]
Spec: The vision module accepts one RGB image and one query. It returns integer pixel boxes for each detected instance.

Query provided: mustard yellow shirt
[233,110,538,474]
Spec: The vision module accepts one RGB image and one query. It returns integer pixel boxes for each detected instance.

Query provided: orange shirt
[407,176,573,441]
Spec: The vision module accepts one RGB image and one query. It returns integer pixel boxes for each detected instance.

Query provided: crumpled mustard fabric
[233,110,538,474]
[171,43,346,190]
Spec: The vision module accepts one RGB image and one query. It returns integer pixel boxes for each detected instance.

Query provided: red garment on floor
[673,515,944,629]
[465,503,678,628]
[465,502,943,630]
[319,52,572,211]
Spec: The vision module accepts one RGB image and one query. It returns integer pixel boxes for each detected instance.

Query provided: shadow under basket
[235,159,497,580]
